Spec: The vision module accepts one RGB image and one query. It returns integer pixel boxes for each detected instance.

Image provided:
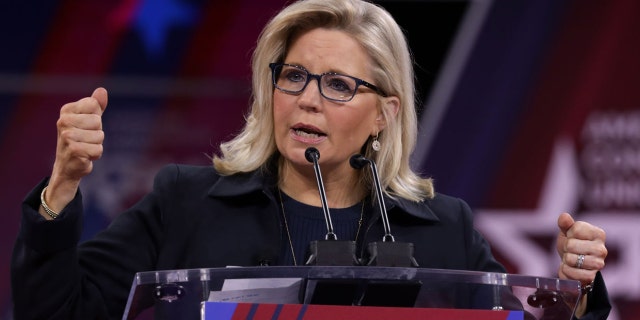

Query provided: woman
[12,0,609,319]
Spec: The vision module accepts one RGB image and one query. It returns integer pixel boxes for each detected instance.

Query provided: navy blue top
[278,191,366,265]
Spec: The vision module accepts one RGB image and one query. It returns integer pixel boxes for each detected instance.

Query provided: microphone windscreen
[305,147,320,163]
[349,154,369,169]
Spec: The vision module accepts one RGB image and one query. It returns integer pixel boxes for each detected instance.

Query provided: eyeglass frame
[269,63,388,102]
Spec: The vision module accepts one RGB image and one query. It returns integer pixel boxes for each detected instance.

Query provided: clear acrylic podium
[122,266,582,320]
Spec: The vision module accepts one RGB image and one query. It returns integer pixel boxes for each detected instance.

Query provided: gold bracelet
[40,186,59,219]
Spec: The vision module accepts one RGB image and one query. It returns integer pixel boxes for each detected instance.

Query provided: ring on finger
[575,254,585,269]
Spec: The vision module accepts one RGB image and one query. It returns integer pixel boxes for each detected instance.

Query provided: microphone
[350,154,418,267]
[303,147,359,266]
[305,148,337,241]
[349,155,393,242]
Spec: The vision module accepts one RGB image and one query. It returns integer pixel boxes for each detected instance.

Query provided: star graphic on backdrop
[134,0,196,57]
[475,138,640,320]
[474,138,580,277]
[108,0,197,59]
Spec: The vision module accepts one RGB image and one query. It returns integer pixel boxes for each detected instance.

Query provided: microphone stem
[311,156,337,240]
[368,160,394,242]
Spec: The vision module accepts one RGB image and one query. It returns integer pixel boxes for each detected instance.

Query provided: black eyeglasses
[269,63,388,102]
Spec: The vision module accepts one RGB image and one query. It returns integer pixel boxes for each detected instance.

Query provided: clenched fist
[556,212,607,317]
[41,88,108,218]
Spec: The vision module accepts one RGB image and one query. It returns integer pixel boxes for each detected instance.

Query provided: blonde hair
[213,0,434,201]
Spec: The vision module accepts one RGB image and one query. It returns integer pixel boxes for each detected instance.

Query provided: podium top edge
[133,266,580,293]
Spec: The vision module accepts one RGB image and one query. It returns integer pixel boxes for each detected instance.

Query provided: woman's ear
[375,96,400,132]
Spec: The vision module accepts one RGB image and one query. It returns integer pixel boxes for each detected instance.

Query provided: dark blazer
[11,164,609,319]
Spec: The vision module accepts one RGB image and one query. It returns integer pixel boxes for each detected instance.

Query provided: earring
[372,133,381,151]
